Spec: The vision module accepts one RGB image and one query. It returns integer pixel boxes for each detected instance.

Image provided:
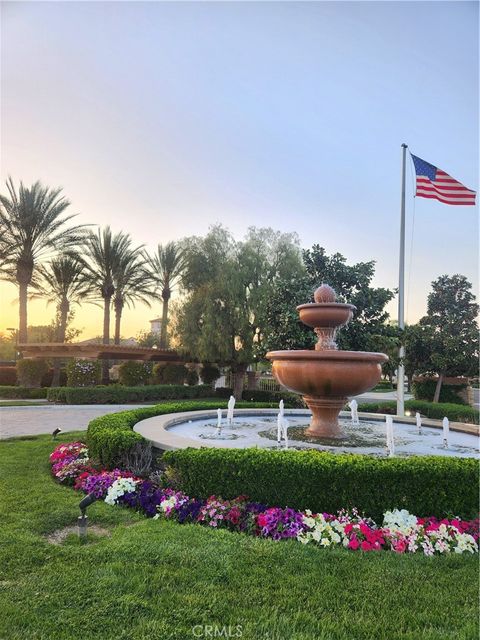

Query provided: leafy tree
[174,226,304,397]
[371,328,402,386]
[262,272,315,352]
[264,246,395,353]
[136,330,161,348]
[0,178,87,343]
[303,246,395,351]
[414,275,478,402]
[147,242,186,349]
[403,323,435,390]
[85,227,134,383]
[35,253,91,385]
[0,332,16,361]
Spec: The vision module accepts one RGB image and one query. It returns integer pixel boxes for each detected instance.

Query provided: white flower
[383,509,418,535]
[312,529,322,542]
[105,477,138,506]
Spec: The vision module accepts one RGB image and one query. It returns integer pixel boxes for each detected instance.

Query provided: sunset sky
[1,1,478,340]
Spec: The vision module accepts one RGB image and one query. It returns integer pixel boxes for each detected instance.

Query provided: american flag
[411,154,476,206]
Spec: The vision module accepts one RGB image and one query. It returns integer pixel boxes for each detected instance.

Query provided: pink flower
[393,538,407,553]
[257,514,268,528]
[348,536,360,550]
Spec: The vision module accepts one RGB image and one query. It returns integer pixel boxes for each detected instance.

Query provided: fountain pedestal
[266,284,388,438]
[303,397,347,437]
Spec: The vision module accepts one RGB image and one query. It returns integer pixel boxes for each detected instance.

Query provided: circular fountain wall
[134,409,479,458]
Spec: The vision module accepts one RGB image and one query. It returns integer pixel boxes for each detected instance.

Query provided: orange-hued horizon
[1,1,478,340]
[0,260,430,343]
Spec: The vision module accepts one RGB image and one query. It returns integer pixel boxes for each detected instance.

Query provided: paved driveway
[0,404,147,439]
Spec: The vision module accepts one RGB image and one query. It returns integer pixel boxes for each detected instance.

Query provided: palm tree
[113,247,153,345]
[36,253,92,386]
[0,178,87,343]
[85,227,135,383]
[147,242,186,348]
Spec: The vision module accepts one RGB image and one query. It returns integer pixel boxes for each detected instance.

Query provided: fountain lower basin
[133,409,479,458]
[266,350,388,438]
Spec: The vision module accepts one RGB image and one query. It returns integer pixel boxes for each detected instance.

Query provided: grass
[0,434,478,640]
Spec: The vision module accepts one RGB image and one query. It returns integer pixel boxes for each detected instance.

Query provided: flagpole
[397,143,408,416]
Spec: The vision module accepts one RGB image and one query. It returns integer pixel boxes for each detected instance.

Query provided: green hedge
[163,447,479,521]
[118,361,153,386]
[47,384,215,405]
[412,379,467,405]
[86,400,284,468]
[16,359,48,388]
[0,386,48,399]
[66,359,101,387]
[214,387,305,407]
[153,363,187,385]
[241,389,305,408]
[357,400,479,424]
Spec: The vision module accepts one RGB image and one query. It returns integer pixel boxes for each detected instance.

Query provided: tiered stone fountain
[266,284,388,438]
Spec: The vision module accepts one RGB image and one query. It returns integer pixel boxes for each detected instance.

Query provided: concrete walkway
[0,392,413,440]
[0,404,147,439]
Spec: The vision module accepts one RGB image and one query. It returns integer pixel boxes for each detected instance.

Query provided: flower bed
[50,441,479,556]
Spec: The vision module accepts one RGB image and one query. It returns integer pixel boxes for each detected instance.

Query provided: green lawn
[0,434,478,640]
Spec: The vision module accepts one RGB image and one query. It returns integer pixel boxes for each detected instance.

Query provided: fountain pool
[135,409,479,458]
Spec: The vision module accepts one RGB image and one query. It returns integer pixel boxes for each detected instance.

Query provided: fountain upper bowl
[296,302,356,328]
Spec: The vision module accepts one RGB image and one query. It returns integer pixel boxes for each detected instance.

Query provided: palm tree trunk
[51,300,69,388]
[114,301,123,346]
[160,293,170,349]
[102,296,111,384]
[18,281,28,344]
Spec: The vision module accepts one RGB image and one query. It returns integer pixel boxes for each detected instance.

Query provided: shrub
[215,387,234,399]
[66,359,101,387]
[86,400,291,468]
[0,366,16,386]
[186,369,199,386]
[201,363,221,386]
[16,359,48,388]
[153,363,187,385]
[357,400,479,424]
[163,447,478,521]
[0,386,48,399]
[47,384,214,404]
[374,380,394,390]
[118,361,153,386]
[412,379,467,405]
[241,388,306,408]
[41,368,67,388]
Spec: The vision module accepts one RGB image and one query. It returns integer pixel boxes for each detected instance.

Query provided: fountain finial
[314,283,336,303]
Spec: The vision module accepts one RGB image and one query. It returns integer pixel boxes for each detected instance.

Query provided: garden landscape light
[78,493,97,538]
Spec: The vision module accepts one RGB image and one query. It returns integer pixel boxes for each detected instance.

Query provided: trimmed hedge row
[357,400,479,424]
[47,384,214,404]
[213,387,306,407]
[240,389,305,407]
[163,447,479,521]
[0,386,48,399]
[86,400,286,467]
